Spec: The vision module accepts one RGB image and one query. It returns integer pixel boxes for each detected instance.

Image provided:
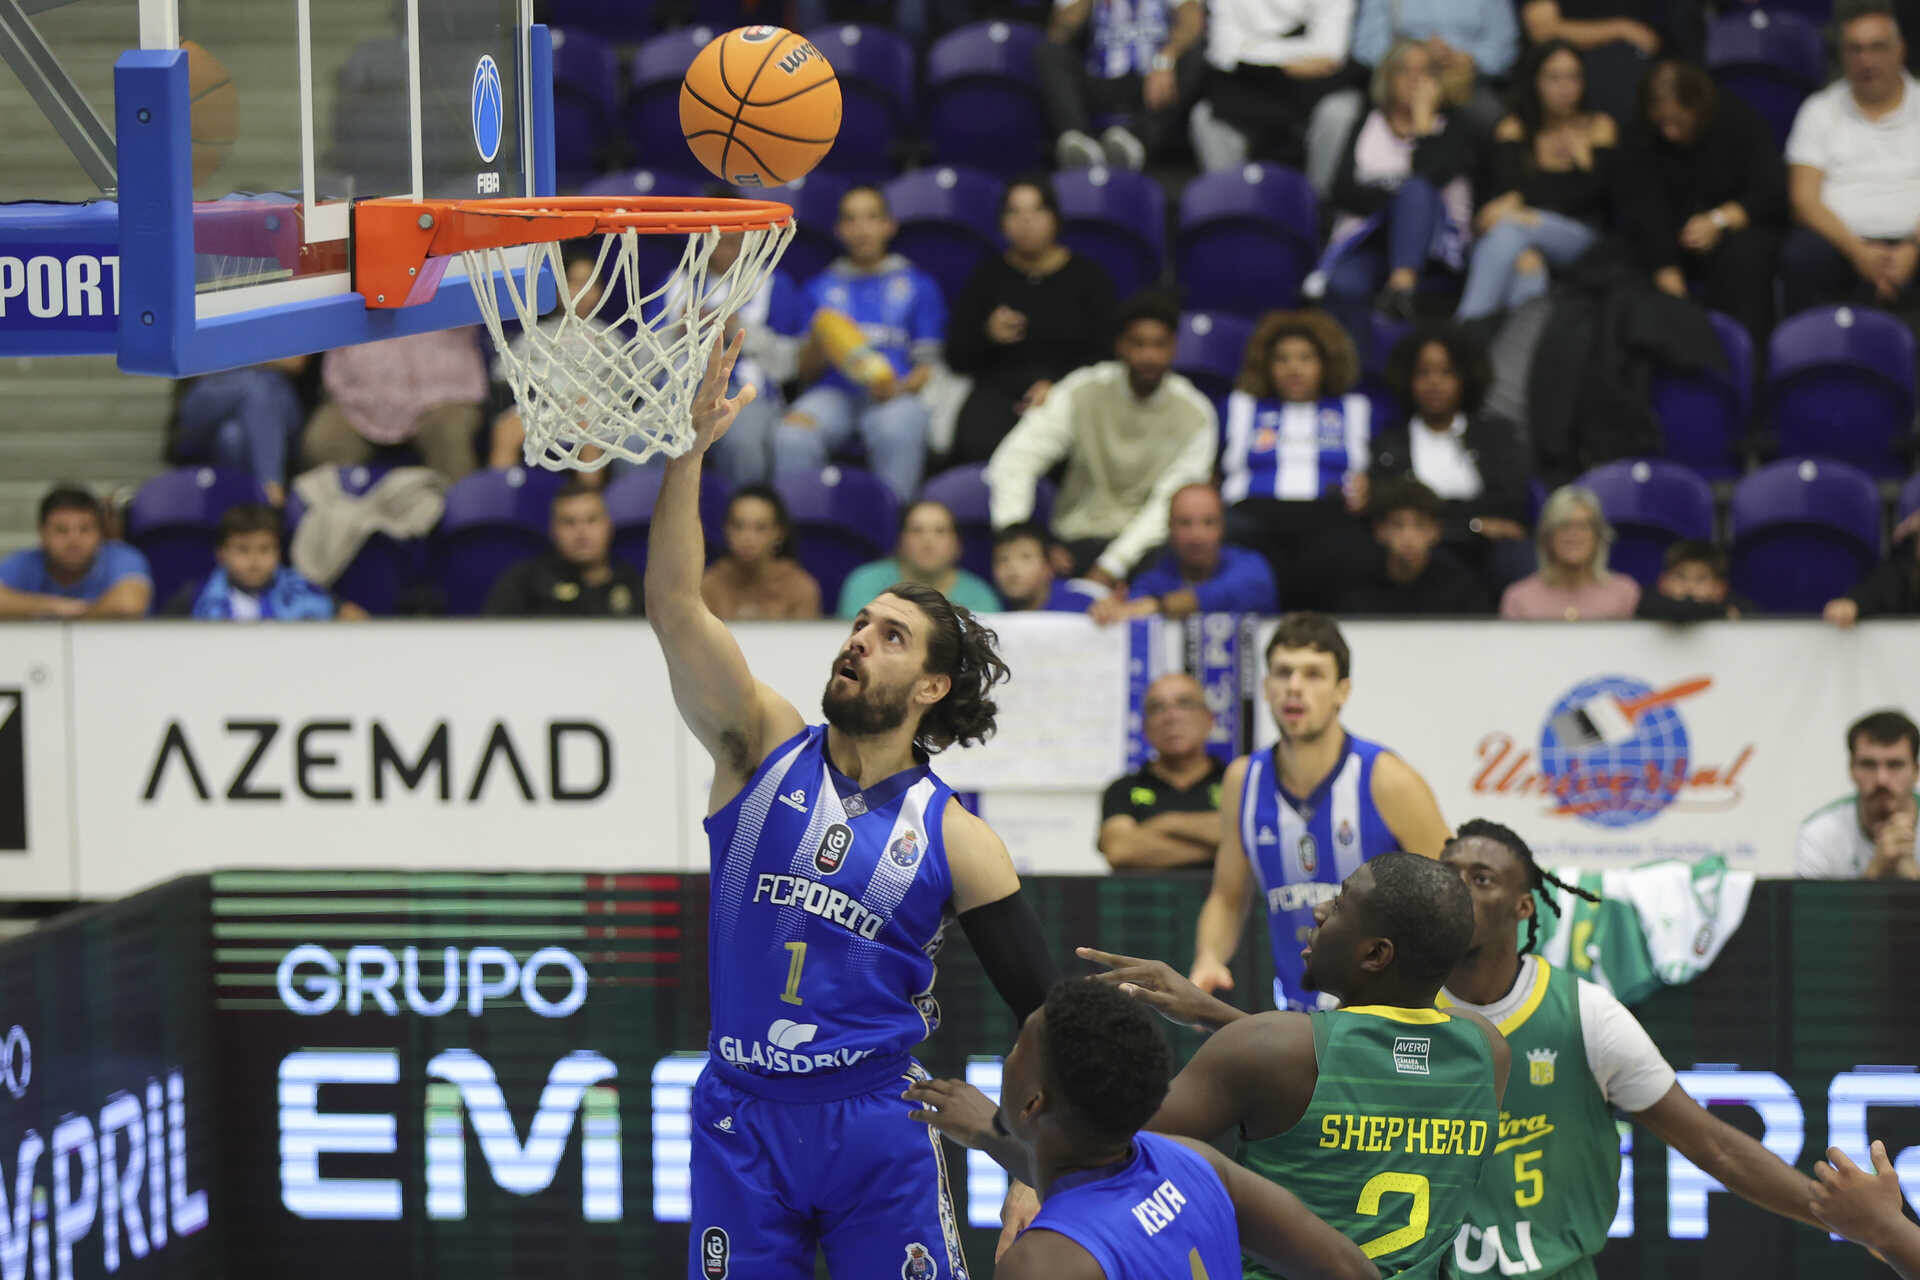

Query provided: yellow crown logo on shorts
[1527,1047,1558,1086]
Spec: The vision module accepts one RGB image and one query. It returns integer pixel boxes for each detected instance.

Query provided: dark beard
[822,677,913,738]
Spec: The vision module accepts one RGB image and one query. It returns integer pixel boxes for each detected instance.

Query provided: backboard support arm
[0,0,116,193]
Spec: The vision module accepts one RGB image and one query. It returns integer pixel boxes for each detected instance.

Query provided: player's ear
[916,671,951,707]
[1514,887,1536,922]
[1360,935,1394,975]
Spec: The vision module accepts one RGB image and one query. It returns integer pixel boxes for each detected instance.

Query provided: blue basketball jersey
[1238,732,1398,1011]
[1026,1133,1241,1280]
[803,254,947,391]
[1220,391,1372,504]
[704,724,956,1098]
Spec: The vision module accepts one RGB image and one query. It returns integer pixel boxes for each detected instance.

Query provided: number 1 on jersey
[780,940,807,1006]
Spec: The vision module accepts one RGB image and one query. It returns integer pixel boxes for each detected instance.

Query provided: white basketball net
[465,217,796,471]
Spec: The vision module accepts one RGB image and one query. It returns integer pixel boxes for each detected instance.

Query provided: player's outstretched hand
[904,1078,1001,1151]
[689,329,756,455]
[998,1182,1040,1261]
[1812,1141,1920,1274]
[1077,946,1245,1031]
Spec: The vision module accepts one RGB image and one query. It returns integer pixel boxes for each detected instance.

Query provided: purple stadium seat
[1177,165,1320,318]
[1768,305,1918,479]
[1652,310,1751,480]
[1900,472,1920,527]
[803,25,915,181]
[1357,314,1414,426]
[626,28,719,177]
[603,464,734,579]
[1729,458,1881,613]
[756,170,854,287]
[882,166,1004,307]
[552,28,621,191]
[1706,11,1823,147]
[126,467,269,609]
[1174,311,1254,423]
[1054,166,1167,300]
[924,21,1049,175]
[1575,459,1716,589]
[920,464,1057,580]
[435,467,567,616]
[545,0,655,41]
[283,466,422,615]
[774,466,900,607]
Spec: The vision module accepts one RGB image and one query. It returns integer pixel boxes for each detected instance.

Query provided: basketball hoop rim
[354,195,795,309]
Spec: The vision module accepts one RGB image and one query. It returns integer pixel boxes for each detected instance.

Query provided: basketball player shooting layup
[649,335,1056,1280]
[922,853,1508,1279]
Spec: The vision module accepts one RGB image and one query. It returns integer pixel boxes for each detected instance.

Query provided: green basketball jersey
[1439,960,1620,1280]
[1239,1006,1500,1280]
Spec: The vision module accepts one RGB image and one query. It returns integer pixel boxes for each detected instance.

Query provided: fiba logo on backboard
[471,55,505,164]
[1471,674,1753,829]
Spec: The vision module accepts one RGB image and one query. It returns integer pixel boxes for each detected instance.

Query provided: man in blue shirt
[775,185,946,503]
[0,485,151,618]
[1094,483,1277,623]
[991,523,1101,613]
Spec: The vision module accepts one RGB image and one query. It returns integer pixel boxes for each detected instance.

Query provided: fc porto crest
[888,828,924,868]
[901,1243,937,1279]
[1336,817,1355,848]
[1297,832,1318,875]
[815,823,853,875]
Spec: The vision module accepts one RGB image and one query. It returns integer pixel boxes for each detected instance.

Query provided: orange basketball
[679,26,841,188]
[180,40,237,184]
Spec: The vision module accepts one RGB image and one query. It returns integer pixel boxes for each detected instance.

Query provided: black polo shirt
[1100,756,1228,823]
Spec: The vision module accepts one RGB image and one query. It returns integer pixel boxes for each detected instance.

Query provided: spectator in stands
[701,486,822,621]
[776,185,945,503]
[1098,672,1226,869]
[169,355,319,506]
[1372,326,1535,591]
[1783,0,1920,319]
[484,478,643,617]
[1823,526,1920,626]
[1350,0,1519,135]
[987,291,1218,589]
[1620,61,1786,353]
[0,485,151,619]
[1456,41,1620,320]
[1096,483,1279,623]
[989,522,1100,613]
[1796,709,1919,879]
[1218,309,1375,612]
[838,499,1000,618]
[1637,539,1753,621]
[1321,38,1479,336]
[1337,477,1492,613]
[303,329,487,482]
[1192,0,1364,194]
[1518,0,1662,123]
[1499,483,1641,618]
[1039,0,1205,170]
[945,177,1118,467]
[163,503,362,620]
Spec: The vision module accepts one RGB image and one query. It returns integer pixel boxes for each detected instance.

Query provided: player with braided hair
[1437,821,1822,1278]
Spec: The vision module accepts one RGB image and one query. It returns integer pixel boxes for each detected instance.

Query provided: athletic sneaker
[1056,129,1103,168]
[1100,124,1146,171]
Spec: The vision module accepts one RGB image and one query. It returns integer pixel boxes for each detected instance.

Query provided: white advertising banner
[68,623,689,897]
[0,625,74,896]
[1260,621,1920,874]
[15,616,1919,899]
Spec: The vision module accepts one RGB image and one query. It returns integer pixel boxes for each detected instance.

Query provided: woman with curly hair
[1219,310,1377,610]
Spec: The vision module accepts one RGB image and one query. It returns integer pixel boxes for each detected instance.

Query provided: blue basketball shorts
[686,1061,970,1280]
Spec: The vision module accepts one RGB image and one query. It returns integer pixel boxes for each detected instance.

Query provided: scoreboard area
[2,872,1917,1279]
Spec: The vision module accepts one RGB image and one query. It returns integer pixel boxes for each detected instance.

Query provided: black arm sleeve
[958,889,1057,1025]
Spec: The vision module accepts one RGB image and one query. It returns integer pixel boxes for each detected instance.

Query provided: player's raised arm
[1175,1138,1380,1280]
[1191,756,1254,993]
[647,333,804,788]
